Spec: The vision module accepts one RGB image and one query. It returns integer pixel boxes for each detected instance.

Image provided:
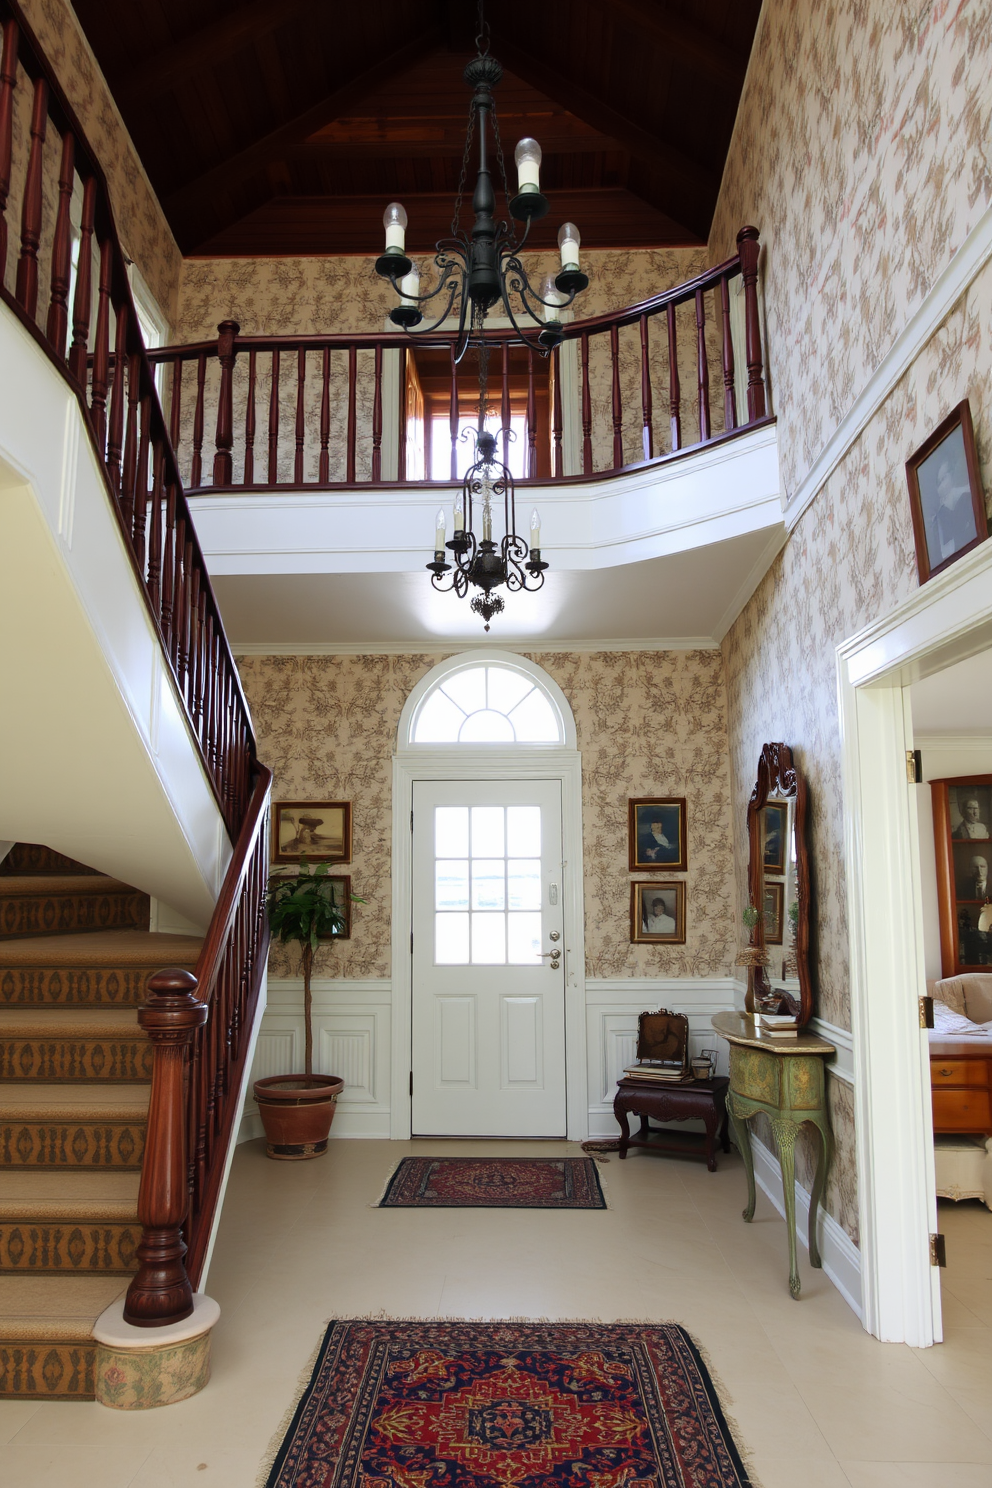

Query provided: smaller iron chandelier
[428,429,548,631]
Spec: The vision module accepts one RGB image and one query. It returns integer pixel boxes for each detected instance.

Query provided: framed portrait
[931,775,992,974]
[630,881,686,944]
[272,800,352,864]
[317,876,353,940]
[628,797,687,872]
[906,400,988,584]
[763,881,784,944]
[761,802,787,874]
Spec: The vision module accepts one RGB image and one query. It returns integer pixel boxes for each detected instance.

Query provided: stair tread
[0,930,202,967]
[0,1171,140,1204]
[0,1008,142,1031]
[0,1084,150,1115]
[0,875,139,898]
[0,1274,126,1330]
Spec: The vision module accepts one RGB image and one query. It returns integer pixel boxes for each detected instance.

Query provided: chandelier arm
[497,271,552,355]
[452,286,474,364]
[384,258,463,307]
[406,283,461,337]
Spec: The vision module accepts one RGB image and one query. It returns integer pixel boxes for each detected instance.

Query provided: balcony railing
[151,228,769,494]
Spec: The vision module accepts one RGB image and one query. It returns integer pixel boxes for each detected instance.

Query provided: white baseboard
[750,1132,863,1320]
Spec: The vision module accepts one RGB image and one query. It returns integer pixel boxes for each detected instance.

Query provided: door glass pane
[506,806,541,857]
[472,913,506,964]
[441,668,487,715]
[435,913,469,964]
[435,806,469,857]
[507,860,541,910]
[486,668,533,714]
[508,688,560,742]
[471,807,504,857]
[472,859,505,910]
[508,912,542,964]
[436,860,469,911]
[460,709,515,742]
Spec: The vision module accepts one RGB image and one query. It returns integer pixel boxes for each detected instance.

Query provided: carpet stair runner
[0,844,202,1400]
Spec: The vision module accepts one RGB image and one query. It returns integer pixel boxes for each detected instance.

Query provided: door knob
[549,931,560,941]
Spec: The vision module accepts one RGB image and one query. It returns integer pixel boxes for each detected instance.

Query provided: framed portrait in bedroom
[930,774,992,975]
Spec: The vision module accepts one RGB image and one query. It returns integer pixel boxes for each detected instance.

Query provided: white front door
[411,779,567,1136]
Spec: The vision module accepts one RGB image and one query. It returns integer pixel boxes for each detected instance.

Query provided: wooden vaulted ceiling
[71,0,762,257]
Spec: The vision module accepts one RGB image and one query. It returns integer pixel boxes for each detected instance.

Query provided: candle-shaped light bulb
[453,493,464,532]
[514,137,543,193]
[435,507,446,550]
[539,273,560,323]
[558,221,581,271]
[483,506,492,541]
[530,508,541,549]
[399,263,420,306]
[383,201,408,252]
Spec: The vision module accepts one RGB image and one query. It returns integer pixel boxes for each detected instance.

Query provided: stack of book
[754,1012,798,1037]
[622,1058,690,1083]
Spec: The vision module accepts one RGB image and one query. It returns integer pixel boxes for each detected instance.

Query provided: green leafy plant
[741,904,761,932]
[266,860,364,1076]
[788,898,800,930]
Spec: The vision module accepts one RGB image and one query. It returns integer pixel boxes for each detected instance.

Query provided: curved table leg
[615,1102,632,1159]
[728,1102,756,1221]
[807,1115,833,1270]
[771,1118,801,1298]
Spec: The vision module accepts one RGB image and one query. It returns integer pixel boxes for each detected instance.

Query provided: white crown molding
[784,201,992,532]
[232,637,721,657]
[914,733,992,751]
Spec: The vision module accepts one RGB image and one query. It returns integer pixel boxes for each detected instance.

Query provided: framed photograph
[630,881,686,944]
[628,797,687,872]
[272,800,352,864]
[931,775,992,973]
[906,400,988,583]
[763,881,784,945]
[761,802,787,873]
[317,876,353,939]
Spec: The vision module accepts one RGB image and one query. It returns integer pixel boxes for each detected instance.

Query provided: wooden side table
[712,1011,835,1299]
[613,1077,731,1170]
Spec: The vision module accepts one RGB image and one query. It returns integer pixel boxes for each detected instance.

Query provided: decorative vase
[253,1074,344,1160]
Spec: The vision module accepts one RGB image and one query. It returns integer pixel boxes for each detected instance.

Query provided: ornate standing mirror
[746,742,814,1029]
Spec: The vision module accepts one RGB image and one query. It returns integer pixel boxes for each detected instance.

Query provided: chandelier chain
[475,0,490,55]
[451,101,476,241]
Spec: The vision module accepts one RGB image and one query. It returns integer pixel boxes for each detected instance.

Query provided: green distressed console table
[712,1011,835,1298]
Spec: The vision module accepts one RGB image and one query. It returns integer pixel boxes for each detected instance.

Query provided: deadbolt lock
[549,931,560,941]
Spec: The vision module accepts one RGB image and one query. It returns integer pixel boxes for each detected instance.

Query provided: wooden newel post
[736,225,766,423]
[124,968,208,1327]
[212,319,240,487]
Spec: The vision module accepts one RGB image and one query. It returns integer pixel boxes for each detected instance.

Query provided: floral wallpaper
[236,649,737,984]
[713,0,992,1243]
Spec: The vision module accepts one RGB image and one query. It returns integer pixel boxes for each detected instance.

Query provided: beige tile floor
[1,1138,990,1487]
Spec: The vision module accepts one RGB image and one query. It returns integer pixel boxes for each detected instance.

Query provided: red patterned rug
[378,1157,606,1209]
[264,1320,752,1488]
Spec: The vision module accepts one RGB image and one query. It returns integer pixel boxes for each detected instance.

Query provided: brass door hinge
[906,749,922,784]
[929,1233,946,1267]
[919,995,934,1029]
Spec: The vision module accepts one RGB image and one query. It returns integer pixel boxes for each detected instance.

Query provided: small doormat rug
[263,1320,752,1488]
[379,1156,606,1209]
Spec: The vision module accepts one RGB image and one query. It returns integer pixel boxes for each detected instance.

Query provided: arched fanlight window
[411,662,565,745]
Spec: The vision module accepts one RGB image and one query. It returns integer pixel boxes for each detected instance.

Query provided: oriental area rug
[378,1157,606,1209]
[263,1320,752,1488]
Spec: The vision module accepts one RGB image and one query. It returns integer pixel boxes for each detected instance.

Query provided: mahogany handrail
[124,764,272,1324]
[0,0,255,841]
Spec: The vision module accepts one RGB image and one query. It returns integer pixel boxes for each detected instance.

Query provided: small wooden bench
[613,1076,731,1171]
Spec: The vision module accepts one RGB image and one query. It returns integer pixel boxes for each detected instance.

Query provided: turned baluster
[244,348,256,484]
[15,76,47,317]
[188,573,203,720]
[737,225,766,421]
[68,177,96,384]
[610,323,623,469]
[120,351,141,534]
[168,355,182,456]
[46,130,75,355]
[90,239,113,452]
[190,352,206,488]
[170,509,186,672]
[179,536,195,685]
[147,443,165,617]
[346,343,357,483]
[695,287,710,443]
[552,345,563,478]
[666,302,681,451]
[396,346,407,482]
[294,346,306,483]
[449,345,459,481]
[318,346,329,482]
[161,475,177,648]
[106,303,128,496]
[133,396,151,570]
[500,342,511,468]
[371,344,383,481]
[123,969,207,1326]
[0,19,20,288]
[212,319,239,486]
[639,312,653,460]
[720,275,738,431]
[267,349,280,484]
[580,331,592,475]
[526,346,537,478]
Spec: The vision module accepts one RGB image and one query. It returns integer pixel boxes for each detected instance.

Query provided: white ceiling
[911,648,992,736]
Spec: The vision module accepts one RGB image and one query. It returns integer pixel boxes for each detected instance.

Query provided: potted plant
[253,861,360,1160]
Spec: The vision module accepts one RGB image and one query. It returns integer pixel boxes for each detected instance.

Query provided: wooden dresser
[930,1040,992,1137]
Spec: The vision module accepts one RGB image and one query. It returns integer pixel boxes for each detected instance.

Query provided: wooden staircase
[0,845,201,1400]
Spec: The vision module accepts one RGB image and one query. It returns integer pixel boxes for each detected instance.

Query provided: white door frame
[390,654,586,1140]
[838,539,992,1345]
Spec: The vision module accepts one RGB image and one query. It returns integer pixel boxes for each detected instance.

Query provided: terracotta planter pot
[253,1074,344,1160]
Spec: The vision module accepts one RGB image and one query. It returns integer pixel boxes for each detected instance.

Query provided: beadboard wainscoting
[239,980,393,1140]
[585,978,742,1138]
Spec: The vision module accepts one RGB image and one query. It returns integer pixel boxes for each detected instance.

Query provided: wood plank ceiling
[71,0,762,257]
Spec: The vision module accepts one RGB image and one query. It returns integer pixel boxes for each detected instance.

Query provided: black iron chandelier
[372,3,590,630]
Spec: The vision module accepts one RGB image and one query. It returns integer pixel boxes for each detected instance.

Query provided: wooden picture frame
[628,797,687,872]
[272,800,352,864]
[630,881,686,944]
[906,400,988,584]
[763,881,784,945]
[931,775,992,975]
[317,875,353,940]
[761,802,787,873]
